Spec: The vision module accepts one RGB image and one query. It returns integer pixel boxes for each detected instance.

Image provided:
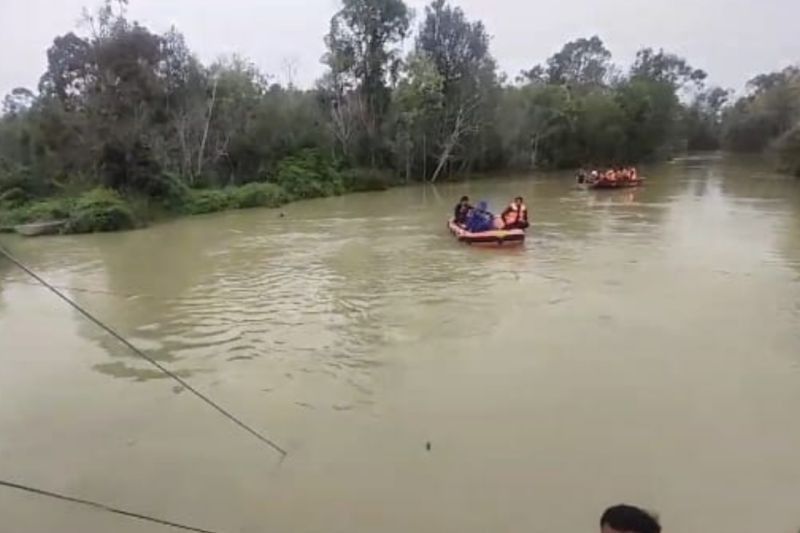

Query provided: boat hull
[14,220,68,237]
[588,179,644,190]
[448,219,525,247]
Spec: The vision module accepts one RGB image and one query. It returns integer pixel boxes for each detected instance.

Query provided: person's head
[460,195,469,205]
[600,505,661,533]
[514,196,524,205]
[477,200,488,211]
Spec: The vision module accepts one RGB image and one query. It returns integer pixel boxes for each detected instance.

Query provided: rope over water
[0,479,221,533]
[0,243,287,458]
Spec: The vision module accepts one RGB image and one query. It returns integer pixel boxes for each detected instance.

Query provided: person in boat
[465,200,495,233]
[605,168,617,183]
[576,168,588,184]
[629,166,639,182]
[453,195,472,226]
[501,196,529,230]
[600,504,661,533]
[590,170,600,183]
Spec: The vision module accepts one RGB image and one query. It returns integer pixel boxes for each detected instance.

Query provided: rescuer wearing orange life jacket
[501,196,529,230]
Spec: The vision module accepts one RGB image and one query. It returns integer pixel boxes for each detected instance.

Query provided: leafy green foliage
[181,151,345,215]
[0,198,72,227]
[723,67,800,157]
[775,125,800,177]
[411,0,497,180]
[0,188,135,233]
[685,87,730,150]
[65,188,136,233]
[274,150,345,199]
[322,0,411,166]
[183,189,234,215]
[615,78,680,162]
[544,36,612,87]
[631,48,707,89]
[230,182,288,209]
[0,187,30,208]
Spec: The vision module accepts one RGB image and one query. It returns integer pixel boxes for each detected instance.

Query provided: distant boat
[14,219,68,237]
[588,178,645,190]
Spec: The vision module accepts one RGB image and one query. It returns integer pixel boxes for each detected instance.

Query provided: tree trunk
[430,138,454,183]
[197,76,218,178]
[530,134,540,169]
[422,132,427,180]
[404,135,412,183]
[431,112,463,183]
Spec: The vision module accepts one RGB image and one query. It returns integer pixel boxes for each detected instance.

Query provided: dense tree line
[721,66,800,176]
[1,0,798,231]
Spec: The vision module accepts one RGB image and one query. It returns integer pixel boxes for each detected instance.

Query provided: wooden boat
[14,219,68,237]
[448,218,525,247]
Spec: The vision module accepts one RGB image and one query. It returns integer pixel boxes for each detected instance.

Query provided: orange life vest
[503,203,527,225]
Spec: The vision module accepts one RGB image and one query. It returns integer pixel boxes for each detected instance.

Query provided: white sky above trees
[1,0,798,97]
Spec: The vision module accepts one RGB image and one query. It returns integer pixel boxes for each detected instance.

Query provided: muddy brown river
[1,154,799,532]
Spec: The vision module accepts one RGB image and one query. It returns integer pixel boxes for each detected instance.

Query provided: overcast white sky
[1,0,798,97]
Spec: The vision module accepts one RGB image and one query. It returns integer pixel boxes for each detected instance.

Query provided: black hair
[460,196,469,202]
[600,505,661,533]
[515,196,523,202]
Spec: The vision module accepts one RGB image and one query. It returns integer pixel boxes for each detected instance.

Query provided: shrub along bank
[0,150,393,234]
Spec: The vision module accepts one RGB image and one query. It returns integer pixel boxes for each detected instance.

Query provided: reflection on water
[1,154,800,533]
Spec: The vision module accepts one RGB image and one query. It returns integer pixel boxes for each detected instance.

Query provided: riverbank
[0,152,393,236]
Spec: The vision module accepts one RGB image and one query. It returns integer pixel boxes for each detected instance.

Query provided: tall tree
[630,48,707,89]
[685,86,730,150]
[155,27,210,182]
[723,66,800,153]
[2,88,36,117]
[615,78,680,161]
[544,36,612,88]
[394,52,444,180]
[414,0,497,180]
[322,0,411,166]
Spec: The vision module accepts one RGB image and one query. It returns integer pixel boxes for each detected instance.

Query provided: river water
[1,154,799,532]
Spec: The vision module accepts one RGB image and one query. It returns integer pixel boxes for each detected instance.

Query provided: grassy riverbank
[0,151,392,235]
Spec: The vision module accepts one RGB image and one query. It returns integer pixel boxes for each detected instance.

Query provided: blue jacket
[466,209,494,233]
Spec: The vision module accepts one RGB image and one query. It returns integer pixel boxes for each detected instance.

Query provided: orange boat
[447,219,525,247]
[588,177,645,189]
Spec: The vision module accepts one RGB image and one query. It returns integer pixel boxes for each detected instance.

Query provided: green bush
[26,199,72,221]
[0,198,72,227]
[0,187,31,208]
[229,182,288,208]
[64,188,136,234]
[183,189,234,215]
[274,149,344,199]
[0,208,25,228]
[0,160,37,195]
[155,172,191,209]
[343,168,393,192]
